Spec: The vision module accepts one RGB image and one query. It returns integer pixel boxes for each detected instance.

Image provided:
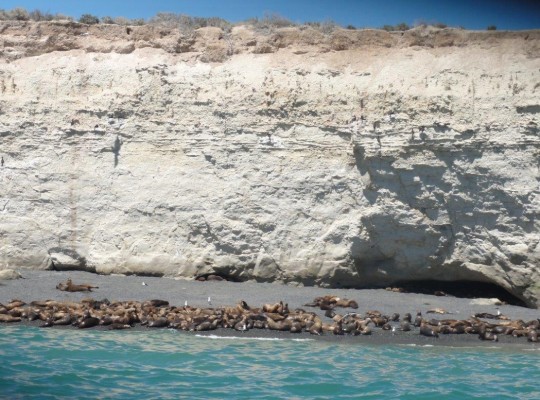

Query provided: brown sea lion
[57,278,99,293]
[0,314,21,323]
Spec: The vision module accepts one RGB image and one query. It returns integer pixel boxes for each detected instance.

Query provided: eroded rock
[0,23,539,306]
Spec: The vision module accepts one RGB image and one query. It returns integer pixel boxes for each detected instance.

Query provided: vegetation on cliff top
[0,7,481,34]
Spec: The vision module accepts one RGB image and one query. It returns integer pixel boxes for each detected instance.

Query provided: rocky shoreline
[1,270,539,347]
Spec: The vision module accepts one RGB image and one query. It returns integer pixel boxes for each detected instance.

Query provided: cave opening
[392,280,527,307]
[194,272,242,282]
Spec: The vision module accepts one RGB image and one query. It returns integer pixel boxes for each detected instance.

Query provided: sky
[2,0,539,30]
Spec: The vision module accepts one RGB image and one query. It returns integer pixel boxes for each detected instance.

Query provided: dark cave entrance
[393,280,527,307]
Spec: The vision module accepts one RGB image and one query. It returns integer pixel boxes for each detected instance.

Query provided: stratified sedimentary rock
[0,21,538,305]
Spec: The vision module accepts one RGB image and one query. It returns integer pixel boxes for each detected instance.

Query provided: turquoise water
[1,326,539,399]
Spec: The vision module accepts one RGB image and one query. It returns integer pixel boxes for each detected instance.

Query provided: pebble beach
[1,270,539,347]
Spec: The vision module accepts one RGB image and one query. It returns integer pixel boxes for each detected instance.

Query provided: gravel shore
[1,270,539,347]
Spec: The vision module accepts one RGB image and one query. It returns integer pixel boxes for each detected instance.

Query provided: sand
[1,270,539,347]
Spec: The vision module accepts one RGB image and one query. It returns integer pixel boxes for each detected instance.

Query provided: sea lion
[478,330,498,342]
[0,314,21,323]
[57,278,99,292]
[197,321,218,331]
[427,308,449,315]
[78,317,100,329]
[144,300,169,308]
[40,318,54,328]
[267,317,290,331]
[335,299,359,309]
[148,317,169,328]
[109,323,132,330]
[527,330,538,342]
[420,324,439,338]
[400,321,411,331]
[290,321,303,333]
[438,325,452,334]
[414,312,423,327]
[360,326,372,335]
[53,314,73,326]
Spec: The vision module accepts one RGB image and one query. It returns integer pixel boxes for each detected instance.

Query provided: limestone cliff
[1,21,539,305]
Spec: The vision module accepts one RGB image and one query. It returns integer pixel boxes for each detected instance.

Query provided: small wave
[195,334,313,342]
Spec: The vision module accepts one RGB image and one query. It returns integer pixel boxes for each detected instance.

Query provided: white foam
[195,334,313,342]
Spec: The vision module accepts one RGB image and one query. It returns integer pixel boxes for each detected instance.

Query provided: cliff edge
[1,22,539,305]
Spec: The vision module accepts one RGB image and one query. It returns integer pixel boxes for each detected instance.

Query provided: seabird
[142,282,148,286]
[184,300,188,307]
[208,296,212,306]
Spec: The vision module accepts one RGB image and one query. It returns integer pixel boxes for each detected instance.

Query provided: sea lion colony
[0,295,539,342]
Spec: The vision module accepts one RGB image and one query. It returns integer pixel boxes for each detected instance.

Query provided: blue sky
[2,0,539,30]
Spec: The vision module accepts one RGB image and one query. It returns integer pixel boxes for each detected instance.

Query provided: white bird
[496,308,501,316]
[208,296,212,306]
[142,282,148,286]
[184,300,188,307]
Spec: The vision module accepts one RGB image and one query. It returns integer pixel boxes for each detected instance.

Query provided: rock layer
[0,22,539,305]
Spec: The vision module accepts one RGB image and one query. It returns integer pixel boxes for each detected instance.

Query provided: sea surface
[1,325,539,399]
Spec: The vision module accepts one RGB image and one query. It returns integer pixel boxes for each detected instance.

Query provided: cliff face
[1,21,539,305]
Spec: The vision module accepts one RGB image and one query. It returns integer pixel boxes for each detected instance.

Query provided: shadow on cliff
[349,141,534,307]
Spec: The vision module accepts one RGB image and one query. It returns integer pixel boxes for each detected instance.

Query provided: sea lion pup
[414,312,423,327]
[78,311,100,329]
[527,330,538,342]
[143,300,169,308]
[233,316,249,332]
[526,320,540,329]
[309,320,323,335]
[370,316,388,328]
[390,313,400,322]
[148,317,169,328]
[419,323,439,338]
[360,326,372,335]
[437,325,453,335]
[332,320,344,335]
[40,317,55,328]
[324,308,336,319]
[403,313,412,323]
[478,327,498,342]
[53,314,73,326]
[400,321,411,331]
